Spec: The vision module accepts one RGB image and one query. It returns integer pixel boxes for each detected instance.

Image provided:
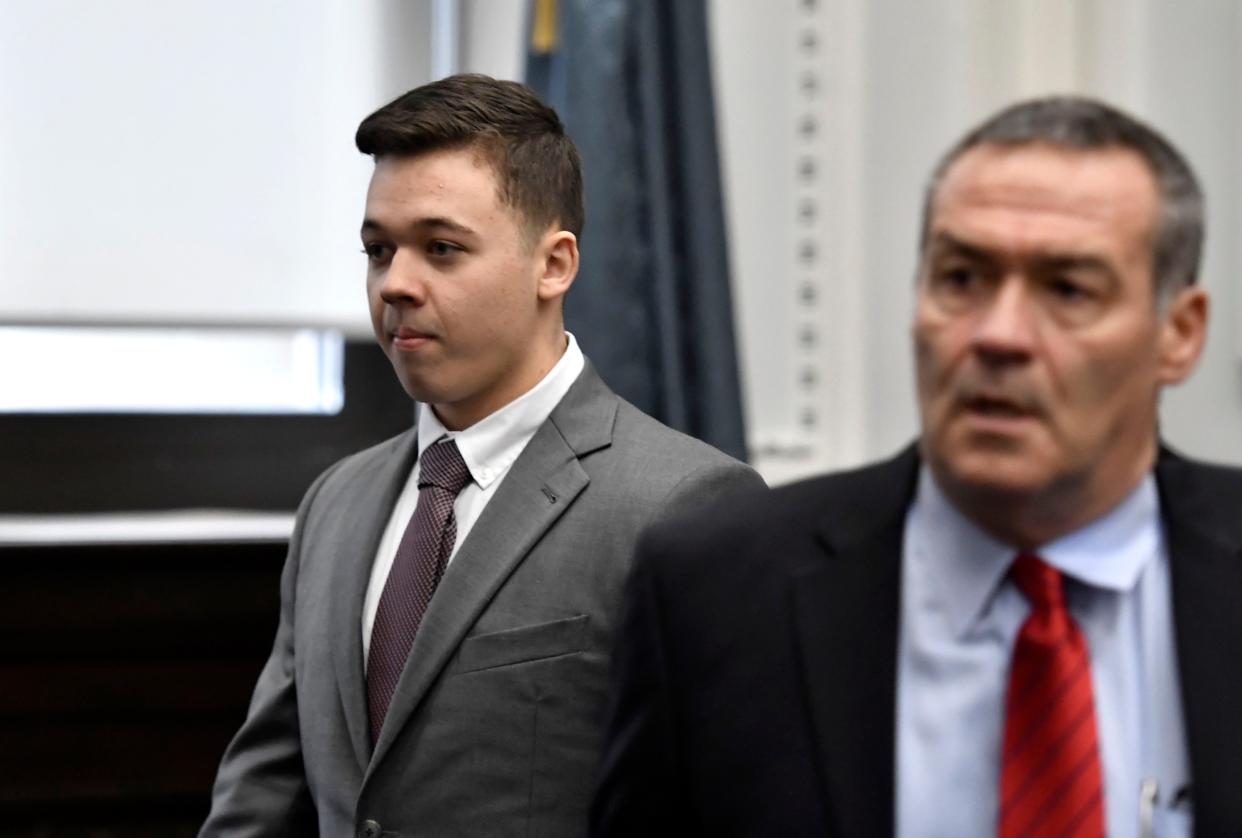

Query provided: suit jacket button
[358,820,382,838]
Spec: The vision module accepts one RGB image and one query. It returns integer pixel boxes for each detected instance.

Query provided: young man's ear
[1158,285,1209,385]
[536,230,579,303]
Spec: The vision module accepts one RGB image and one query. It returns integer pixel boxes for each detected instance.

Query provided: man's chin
[927,441,1057,500]
[387,355,442,401]
[390,371,443,405]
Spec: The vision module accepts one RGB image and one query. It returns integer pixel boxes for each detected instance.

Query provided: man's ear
[536,230,579,303]
[1157,285,1209,386]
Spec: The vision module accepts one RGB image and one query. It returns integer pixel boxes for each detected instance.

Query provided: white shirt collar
[911,466,1162,640]
[415,332,585,490]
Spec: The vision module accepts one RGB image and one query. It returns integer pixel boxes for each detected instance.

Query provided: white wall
[459,0,527,80]
[6,1,1239,470]
[0,0,433,334]
[1142,2,1242,464]
[710,0,1242,479]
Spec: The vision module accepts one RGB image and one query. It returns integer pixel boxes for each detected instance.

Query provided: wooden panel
[0,542,286,834]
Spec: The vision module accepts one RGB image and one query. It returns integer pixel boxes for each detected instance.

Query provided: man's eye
[925,262,993,313]
[1044,275,1108,327]
[361,242,392,262]
[939,266,981,290]
[1049,277,1090,301]
[427,240,461,258]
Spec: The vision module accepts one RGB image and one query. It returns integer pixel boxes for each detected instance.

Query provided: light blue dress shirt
[896,468,1191,837]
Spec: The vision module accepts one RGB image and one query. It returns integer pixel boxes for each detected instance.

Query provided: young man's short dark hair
[356,73,584,240]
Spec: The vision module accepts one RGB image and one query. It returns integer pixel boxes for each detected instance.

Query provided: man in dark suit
[200,74,762,837]
[594,97,1240,837]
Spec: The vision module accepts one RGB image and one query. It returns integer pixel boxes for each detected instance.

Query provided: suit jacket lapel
[366,365,616,775]
[790,446,918,838]
[1157,451,1242,835]
[326,429,420,773]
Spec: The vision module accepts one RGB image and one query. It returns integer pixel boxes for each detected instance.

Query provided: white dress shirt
[361,333,585,660]
[896,467,1191,837]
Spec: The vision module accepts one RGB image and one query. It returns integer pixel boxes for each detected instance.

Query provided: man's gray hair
[919,96,1203,300]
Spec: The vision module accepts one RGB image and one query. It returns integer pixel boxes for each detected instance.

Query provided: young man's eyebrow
[359,217,477,237]
[415,217,477,236]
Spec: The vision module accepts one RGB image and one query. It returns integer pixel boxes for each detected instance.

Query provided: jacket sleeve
[198,467,339,837]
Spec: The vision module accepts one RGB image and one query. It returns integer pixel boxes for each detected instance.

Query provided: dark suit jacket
[201,364,764,837]
[593,444,1242,838]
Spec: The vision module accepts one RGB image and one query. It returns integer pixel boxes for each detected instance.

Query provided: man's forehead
[934,143,1157,214]
[364,148,510,221]
[928,143,1160,247]
[368,147,498,190]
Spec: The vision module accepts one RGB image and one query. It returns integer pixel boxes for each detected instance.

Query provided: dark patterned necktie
[999,553,1104,838]
[366,438,472,744]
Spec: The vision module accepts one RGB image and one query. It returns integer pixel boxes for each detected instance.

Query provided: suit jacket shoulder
[305,362,764,529]
[304,428,415,511]
[636,442,918,586]
[544,365,766,525]
[1156,445,1242,546]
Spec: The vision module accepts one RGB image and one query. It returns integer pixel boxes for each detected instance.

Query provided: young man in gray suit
[201,73,762,837]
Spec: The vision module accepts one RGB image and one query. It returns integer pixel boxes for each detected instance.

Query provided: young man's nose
[379,250,430,305]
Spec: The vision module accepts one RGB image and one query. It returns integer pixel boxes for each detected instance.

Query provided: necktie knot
[418,439,472,495]
[1010,552,1064,613]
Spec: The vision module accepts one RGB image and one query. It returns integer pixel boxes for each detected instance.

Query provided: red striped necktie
[999,553,1105,838]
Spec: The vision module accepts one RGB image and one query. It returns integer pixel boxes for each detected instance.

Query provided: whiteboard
[0,0,431,332]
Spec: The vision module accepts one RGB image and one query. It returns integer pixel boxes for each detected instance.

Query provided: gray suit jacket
[201,363,764,837]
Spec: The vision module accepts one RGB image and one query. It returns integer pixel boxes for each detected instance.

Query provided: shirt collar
[1039,474,1160,593]
[910,466,1161,640]
[908,468,1012,641]
[416,332,585,490]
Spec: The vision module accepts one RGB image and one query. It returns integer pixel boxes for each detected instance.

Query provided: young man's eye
[427,240,461,258]
[361,242,392,263]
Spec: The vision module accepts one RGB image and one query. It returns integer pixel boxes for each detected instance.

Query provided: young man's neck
[432,330,570,431]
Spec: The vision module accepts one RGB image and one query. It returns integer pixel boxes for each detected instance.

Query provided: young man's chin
[390,372,444,406]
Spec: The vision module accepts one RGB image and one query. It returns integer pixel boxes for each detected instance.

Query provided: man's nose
[972,277,1036,363]
[379,250,428,305]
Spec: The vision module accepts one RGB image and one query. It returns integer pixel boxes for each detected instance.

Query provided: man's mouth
[964,396,1029,418]
[391,326,433,350]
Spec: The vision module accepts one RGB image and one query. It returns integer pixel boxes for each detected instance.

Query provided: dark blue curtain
[526,0,748,462]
